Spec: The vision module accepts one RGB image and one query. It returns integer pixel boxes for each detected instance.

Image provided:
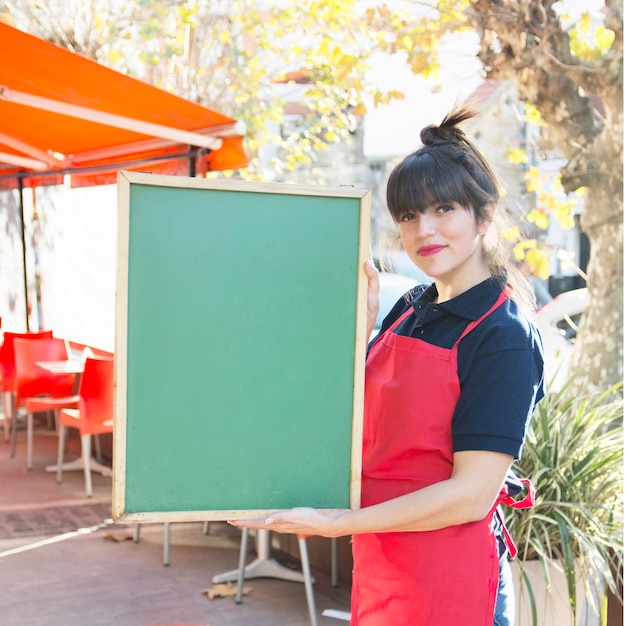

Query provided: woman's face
[398,200,493,298]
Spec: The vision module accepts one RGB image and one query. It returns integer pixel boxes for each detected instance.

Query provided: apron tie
[496,478,535,559]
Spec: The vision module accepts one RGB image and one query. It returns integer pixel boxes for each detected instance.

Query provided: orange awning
[0,23,248,188]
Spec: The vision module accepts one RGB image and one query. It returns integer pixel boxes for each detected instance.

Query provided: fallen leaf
[201,582,252,600]
[103,531,134,542]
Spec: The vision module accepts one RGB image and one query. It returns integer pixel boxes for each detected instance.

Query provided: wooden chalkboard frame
[113,171,371,523]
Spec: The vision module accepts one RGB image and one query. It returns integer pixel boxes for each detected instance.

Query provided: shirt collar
[412,274,506,321]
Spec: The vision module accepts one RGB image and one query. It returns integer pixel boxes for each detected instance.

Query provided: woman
[231,106,544,625]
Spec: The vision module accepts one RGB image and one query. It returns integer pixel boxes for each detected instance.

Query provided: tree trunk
[467,0,623,396]
[571,196,623,395]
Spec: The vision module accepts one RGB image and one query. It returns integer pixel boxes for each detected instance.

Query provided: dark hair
[385,105,536,311]
[386,106,499,224]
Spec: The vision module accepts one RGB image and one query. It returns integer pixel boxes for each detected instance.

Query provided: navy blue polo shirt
[370,274,545,459]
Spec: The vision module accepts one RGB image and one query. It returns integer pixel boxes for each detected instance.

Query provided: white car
[370,272,420,341]
[535,287,589,390]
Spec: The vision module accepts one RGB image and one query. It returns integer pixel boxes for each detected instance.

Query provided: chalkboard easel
[113,172,371,523]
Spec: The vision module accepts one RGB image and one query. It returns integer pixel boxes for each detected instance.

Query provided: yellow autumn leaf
[528,209,550,230]
[387,90,405,101]
[551,175,565,194]
[540,193,557,211]
[554,200,576,229]
[506,148,528,165]
[504,226,521,242]
[526,248,551,280]
[408,51,429,75]
[523,104,545,127]
[578,12,592,34]
[525,166,542,193]
[595,26,615,51]
[513,240,535,261]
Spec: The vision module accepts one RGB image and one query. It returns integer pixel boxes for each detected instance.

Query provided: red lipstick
[418,245,445,256]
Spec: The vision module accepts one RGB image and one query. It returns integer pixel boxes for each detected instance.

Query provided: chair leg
[133,524,140,543]
[235,527,250,604]
[81,433,93,497]
[57,424,67,484]
[9,400,17,458]
[26,411,33,470]
[298,535,318,626]
[163,522,171,566]
[2,391,12,443]
[94,434,103,462]
[331,536,339,588]
[203,520,211,535]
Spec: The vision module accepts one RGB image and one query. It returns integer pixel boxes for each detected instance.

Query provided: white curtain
[35,183,117,352]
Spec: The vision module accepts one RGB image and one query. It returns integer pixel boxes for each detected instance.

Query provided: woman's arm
[230,449,513,538]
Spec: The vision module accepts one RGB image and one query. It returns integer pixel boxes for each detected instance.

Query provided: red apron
[351,290,509,626]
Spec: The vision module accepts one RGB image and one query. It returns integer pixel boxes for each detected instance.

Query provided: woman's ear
[478,202,496,236]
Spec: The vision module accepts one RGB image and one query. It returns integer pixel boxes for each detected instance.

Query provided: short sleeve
[452,322,544,459]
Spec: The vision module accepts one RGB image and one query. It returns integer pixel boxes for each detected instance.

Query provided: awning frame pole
[17,177,29,331]
[0,86,225,151]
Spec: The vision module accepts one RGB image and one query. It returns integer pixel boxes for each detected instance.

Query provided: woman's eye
[436,204,454,214]
[400,213,416,222]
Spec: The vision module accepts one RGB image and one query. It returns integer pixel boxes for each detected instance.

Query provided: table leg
[211,529,307,584]
[45,457,112,477]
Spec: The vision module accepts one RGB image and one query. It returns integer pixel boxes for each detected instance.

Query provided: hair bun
[420,124,447,145]
[420,105,478,146]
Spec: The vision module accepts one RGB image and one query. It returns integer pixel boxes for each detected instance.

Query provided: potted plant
[504,379,623,626]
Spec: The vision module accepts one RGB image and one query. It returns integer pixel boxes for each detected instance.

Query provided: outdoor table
[211,529,307,584]
[35,359,85,375]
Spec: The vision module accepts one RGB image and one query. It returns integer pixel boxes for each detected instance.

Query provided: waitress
[232,106,545,626]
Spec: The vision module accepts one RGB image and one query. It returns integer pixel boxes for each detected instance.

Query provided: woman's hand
[229,507,345,538]
[365,259,380,340]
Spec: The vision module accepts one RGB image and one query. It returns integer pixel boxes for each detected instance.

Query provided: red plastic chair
[11,337,76,468]
[0,330,54,443]
[17,350,97,454]
[57,357,114,497]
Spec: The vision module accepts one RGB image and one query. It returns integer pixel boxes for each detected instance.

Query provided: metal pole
[188,146,196,178]
[17,177,29,330]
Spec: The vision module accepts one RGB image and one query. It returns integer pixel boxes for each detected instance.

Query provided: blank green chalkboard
[113,171,370,523]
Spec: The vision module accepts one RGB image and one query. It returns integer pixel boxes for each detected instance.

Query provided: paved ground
[0,415,352,626]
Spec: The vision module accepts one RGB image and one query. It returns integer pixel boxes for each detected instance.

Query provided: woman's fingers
[228,517,272,530]
[229,507,334,536]
[365,259,380,338]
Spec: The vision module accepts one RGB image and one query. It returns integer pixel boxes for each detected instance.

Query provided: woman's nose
[415,214,436,236]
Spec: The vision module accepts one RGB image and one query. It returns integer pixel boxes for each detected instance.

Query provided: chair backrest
[0,331,54,391]
[78,357,114,432]
[13,337,75,404]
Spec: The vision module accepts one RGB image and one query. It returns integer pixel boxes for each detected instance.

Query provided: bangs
[386,151,478,221]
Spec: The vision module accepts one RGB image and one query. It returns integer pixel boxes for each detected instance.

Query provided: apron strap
[496,478,536,559]
[458,289,510,343]
[496,508,519,559]
[377,286,510,346]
